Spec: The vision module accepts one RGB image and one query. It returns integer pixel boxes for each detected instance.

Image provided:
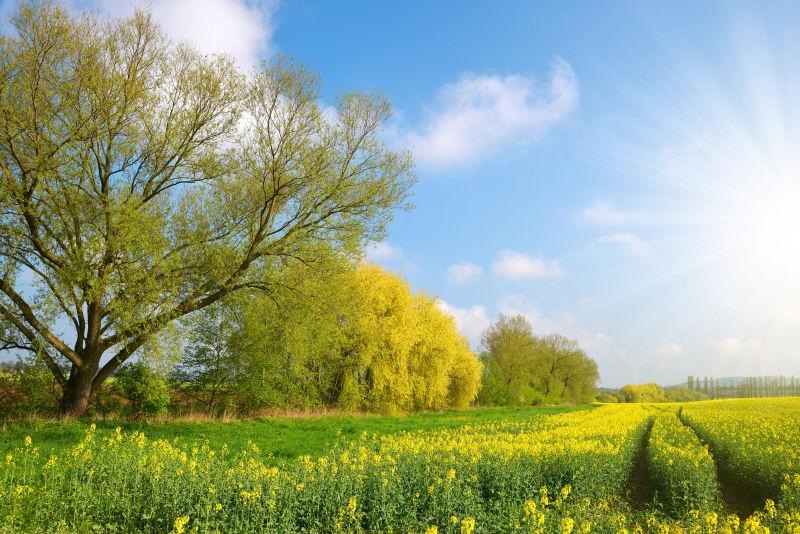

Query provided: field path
[627,416,656,510]
[677,407,762,517]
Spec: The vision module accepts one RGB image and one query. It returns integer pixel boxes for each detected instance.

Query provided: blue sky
[4,0,800,386]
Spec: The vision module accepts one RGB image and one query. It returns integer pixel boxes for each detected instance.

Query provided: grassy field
[2,399,800,533]
[0,405,585,463]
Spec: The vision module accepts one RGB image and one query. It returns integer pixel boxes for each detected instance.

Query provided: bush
[595,392,618,403]
[0,359,60,418]
[114,361,170,417]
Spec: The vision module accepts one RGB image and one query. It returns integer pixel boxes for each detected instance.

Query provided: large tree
[0,2,414,415]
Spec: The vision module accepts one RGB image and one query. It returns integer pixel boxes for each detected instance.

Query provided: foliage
[663,387,708,402]
[477,315,598,406]
[594,393,618,403]
[0,357,60,418]
[619,383,667,403]
[171,303,242,415]
[647,413,721,515]
[114,361,171,417]
[0,1,414,416]
[200,262,481,415]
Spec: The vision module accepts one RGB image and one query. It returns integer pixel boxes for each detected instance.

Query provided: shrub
[114,361,171,417]
[595,392,618,403]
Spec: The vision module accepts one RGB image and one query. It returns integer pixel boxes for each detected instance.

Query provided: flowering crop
[647,412,721,515]
[2,400,800,533]
[682,398,800,503]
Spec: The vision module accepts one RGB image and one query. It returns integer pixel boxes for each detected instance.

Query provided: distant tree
[477,316,599,406]
[0,2,414,416]
[477,315,539,405]
[595,392,618,403]
[663,387,708,402]
[620,383,667,403]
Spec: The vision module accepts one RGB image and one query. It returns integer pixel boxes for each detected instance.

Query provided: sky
[3,0,800,386]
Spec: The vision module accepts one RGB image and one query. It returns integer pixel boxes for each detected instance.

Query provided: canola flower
[683,398,800,506]
[1,401,800,533]
[647,412,721,515]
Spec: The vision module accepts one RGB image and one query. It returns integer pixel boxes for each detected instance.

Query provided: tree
[171,301,241,413]
[336,264,481,413]
[477,315,598,406]
[0,2,414,415]
[620,383,667,403]
[477,315,539,405]
[179,261,482,414]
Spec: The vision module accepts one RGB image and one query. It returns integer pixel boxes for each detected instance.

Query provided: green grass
[0,404,588,463]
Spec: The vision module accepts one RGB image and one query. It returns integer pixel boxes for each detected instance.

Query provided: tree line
[687,375,800,399]
[0,1,600,418]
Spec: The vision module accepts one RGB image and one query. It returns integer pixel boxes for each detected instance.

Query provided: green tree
[172,301,242,414]
[477,315,539,405]
[477,315,598,406]
[0,2,414,415]
[209,261,481,414]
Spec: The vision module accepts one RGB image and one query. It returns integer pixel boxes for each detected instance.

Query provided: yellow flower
[561,517,575,534]
[524,500,537,518]
[460,517,476,534]
[172,515,189,534]
[425,527,438,534]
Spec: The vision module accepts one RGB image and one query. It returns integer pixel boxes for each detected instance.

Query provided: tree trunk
[59,364,96,417]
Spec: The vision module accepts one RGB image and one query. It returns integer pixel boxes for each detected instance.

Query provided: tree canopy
[477,314,599,405]
[173,261,482,415]
[0,1,414,415]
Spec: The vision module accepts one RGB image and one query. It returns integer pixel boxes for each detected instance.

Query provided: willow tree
[0,2,414,416]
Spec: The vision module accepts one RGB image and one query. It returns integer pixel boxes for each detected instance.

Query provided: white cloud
[491,250,564,280]
[406,58,578,167]
[653,342,684,357]
[446,262,483,285]
[436,299,491,347]
[583,200,630,225]
[78,0,276,68]
[710,337,761,354]
[365,241,404,263]
[597,233,652,258]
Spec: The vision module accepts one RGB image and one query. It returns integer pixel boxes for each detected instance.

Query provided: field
[1,400,799,533]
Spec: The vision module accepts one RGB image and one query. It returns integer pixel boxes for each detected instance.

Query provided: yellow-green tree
[0,2,414,416]
[341,264,481,413]
[187,261,482,414]
[620,383,667,403]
